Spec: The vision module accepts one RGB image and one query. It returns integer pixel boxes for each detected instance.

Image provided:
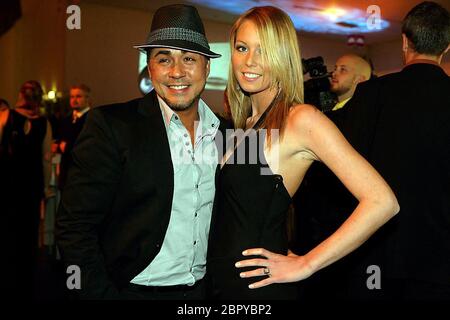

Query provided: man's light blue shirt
[131,95,219,286]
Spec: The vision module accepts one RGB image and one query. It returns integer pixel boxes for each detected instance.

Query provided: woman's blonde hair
[227,6,304,140]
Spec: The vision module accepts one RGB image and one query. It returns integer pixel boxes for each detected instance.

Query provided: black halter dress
[207,106,298,300]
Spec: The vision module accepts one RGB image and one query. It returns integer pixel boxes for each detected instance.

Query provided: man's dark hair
[146,48,152,63]
[70,84,91,96]
[402,1,450,56]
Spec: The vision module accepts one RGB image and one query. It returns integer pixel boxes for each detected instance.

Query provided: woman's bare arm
[236,105,399,288]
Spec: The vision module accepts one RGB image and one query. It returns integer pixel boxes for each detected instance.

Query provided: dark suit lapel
[137,90,174,198]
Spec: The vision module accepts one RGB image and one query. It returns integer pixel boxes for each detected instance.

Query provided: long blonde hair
[227,6,304,140]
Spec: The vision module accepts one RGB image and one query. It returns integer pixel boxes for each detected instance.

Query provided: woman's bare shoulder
[280,104,324,161]
[287,103,326,132]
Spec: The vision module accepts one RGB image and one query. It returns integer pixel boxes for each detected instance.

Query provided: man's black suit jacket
[58,111,88,189]
[56,90,226,299]
[342,63,450,285]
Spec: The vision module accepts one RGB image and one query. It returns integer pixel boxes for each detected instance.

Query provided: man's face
[330,56,358,97]
[70,88,90,111]
[148,48,210,111]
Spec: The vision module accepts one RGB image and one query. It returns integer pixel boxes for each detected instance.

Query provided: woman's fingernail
[249,284,254,289]
[235,262,241,267]
[240,272,245,278]
[242,250,248,255]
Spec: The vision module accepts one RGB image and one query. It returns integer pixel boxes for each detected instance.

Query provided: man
[342,1,450,300]
[57,84,91,190]
[56,4,222,300]
[330,54,372,112]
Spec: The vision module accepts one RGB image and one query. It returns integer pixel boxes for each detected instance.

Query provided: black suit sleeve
[341,79,382,159]
[55,108,122,299]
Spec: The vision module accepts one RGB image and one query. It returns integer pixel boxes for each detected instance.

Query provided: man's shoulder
[93,97,142,116]
[352,71,405,98]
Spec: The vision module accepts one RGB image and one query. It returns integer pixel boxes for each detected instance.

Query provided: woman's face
[232,20,272,95]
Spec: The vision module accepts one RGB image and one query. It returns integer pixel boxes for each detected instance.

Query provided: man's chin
[165,97,199,112]
[169,104,193,112]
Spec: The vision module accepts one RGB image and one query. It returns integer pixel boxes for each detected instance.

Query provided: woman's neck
[249,87,279,118]
[15,105,40,119]
[246,87,280,130]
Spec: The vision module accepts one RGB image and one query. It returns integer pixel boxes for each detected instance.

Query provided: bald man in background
[330,54,372,111]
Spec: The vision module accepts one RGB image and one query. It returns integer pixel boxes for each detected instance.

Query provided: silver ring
[263,267,271,276]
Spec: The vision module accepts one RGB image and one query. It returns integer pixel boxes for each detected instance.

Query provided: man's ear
[402,34,409,52]
[354,74,365,84]
[147,65,152,81]
[205,58,211,78]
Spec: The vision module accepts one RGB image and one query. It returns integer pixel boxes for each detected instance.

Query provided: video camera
[302,56,337,112]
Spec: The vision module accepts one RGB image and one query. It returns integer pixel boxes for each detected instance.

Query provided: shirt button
[193,241,197,245]
[188,150,191,153]
[185,142,189,146]
[174,116,178,120]
[184,133,188,137]
[195,212,198,217]
[211,123,215,127]
[195,184,198,188]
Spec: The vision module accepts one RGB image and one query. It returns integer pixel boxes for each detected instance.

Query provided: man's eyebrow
[152,49,198,58]
[153,50,171,57]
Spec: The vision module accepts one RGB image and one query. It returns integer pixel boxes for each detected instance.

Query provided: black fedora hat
[134,4,221,58]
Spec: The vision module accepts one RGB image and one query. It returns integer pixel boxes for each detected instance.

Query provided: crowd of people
[0,81,92,299]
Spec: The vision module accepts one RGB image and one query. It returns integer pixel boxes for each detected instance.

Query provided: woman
[206,6,399,300]
[0,80,52,297]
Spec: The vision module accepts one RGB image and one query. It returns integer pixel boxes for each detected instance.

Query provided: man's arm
[55,108,122,299]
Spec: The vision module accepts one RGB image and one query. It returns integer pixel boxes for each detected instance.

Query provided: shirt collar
[332,97,351,111]
[157,95,177,126]
[405,59,440,68]
[157,95,219,134]
[73,107,89,119]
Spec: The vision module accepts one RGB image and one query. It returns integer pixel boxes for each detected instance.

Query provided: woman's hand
[235,248,315,289]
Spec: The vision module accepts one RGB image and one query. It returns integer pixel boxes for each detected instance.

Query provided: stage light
[322,8,346,21]
[47,90,56,100]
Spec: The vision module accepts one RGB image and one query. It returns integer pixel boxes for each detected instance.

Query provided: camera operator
[302,56,337,112]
